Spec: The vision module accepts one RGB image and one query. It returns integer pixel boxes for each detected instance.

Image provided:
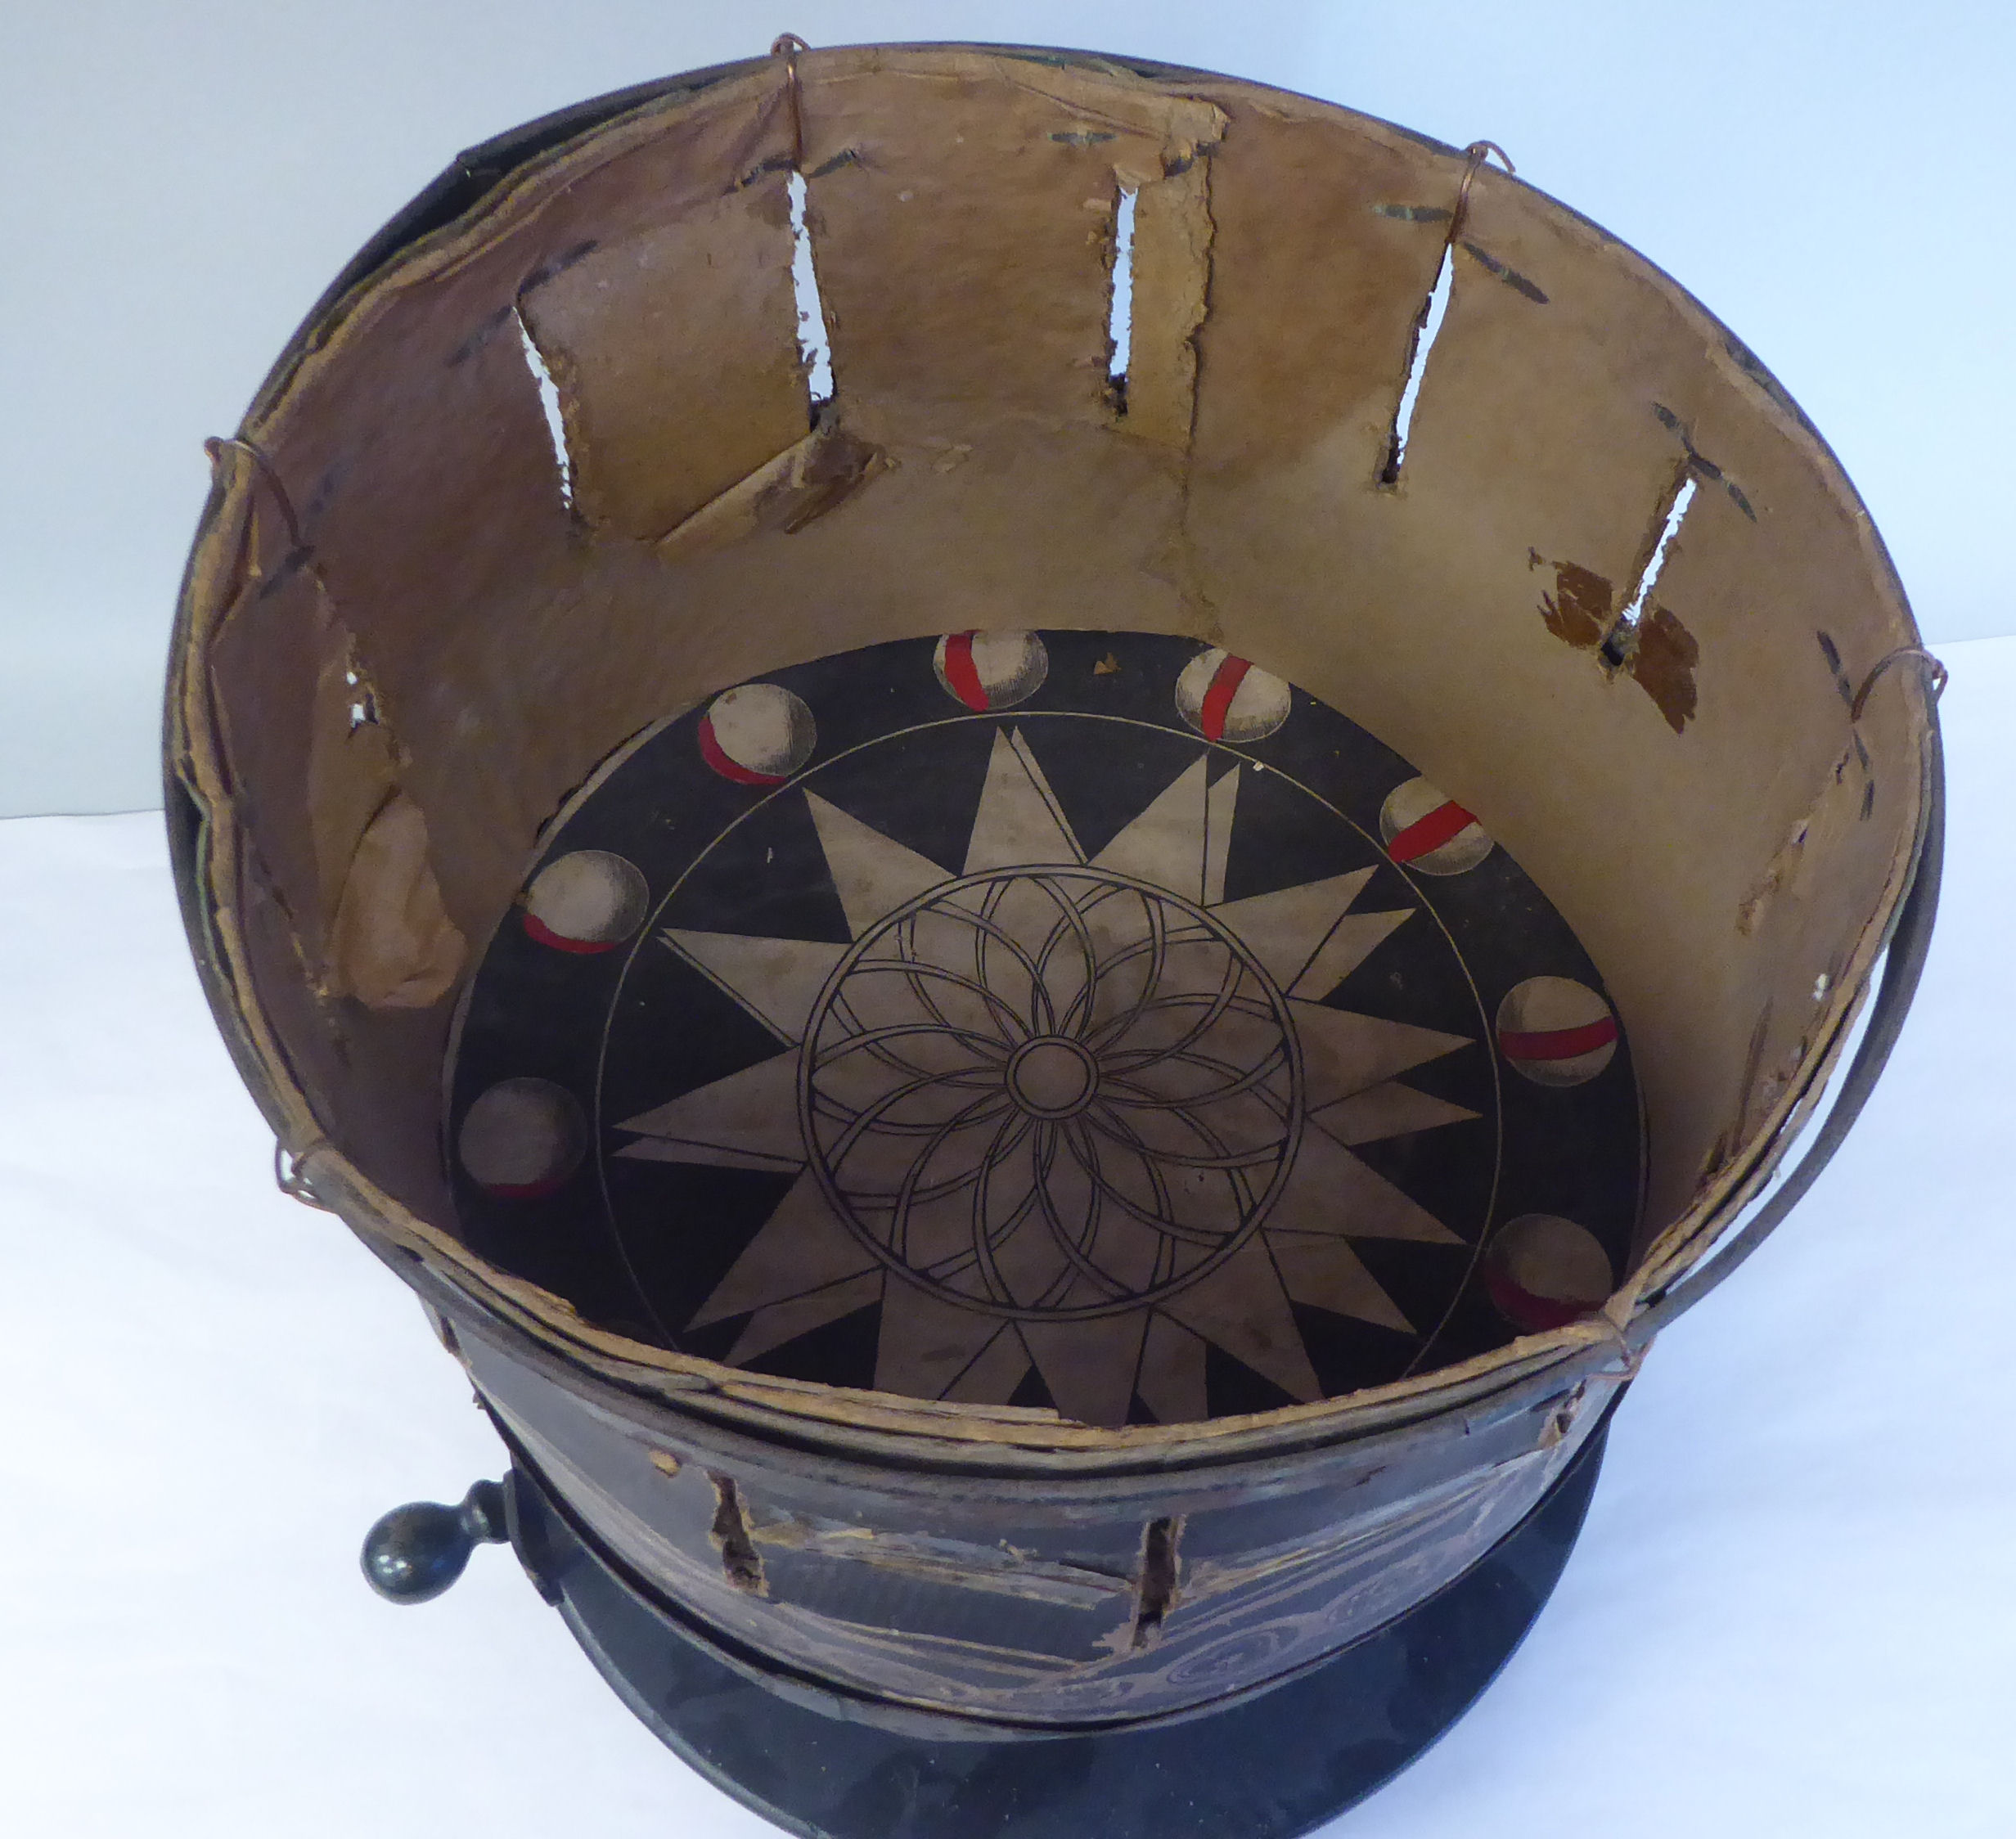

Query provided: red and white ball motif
[1483,1213,1614,1332]
[1496,976,1618,1086]
[522,850,649,954]
[698,682,816,785]
[934,630,1048,711]
[1176,649,1291,743]
[1380,777,1492,876]
[458,1077,587,1199]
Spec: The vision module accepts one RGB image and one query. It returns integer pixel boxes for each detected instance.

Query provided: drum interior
[176,47,1930,1430]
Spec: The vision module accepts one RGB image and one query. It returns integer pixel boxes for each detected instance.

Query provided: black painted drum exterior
[500,1410,1616,1838]
[456,1289,1604,1734]
[164,39,1943,1831]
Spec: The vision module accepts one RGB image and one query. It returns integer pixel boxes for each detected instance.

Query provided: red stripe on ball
[480,1176,572,1201]
[1198,656,1253,741]
[699,714,787,785]
[943,632,988,711]
[1388,800,1478,863]
[523,912,621,955]
[1485,1267,1600,1332]
[1498,1017,1618,1061]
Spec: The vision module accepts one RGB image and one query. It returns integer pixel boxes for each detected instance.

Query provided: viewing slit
[1107,185,1139,413]
[787,171,835,411]
[343,662,378,733]
[1602,472,1699,667]
[515,307,574,509]
[1379,241,1456,485]
[1131,1515,1182,1647]
[709,1473,766,1596]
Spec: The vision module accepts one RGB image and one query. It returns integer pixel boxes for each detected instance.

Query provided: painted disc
[448,632,1643,1426]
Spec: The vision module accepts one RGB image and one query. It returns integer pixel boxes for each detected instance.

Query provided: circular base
[506,1422,1608,1839]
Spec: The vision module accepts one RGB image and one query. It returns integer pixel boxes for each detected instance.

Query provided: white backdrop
[2,0,2013,816]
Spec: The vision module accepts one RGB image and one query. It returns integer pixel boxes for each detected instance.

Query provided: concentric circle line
[874,926,1019,1059]
[1098,1029,1292,1095]
[815,1086,1015,1145]
[1086,981,1277,1056]
[799,861,1311,1320]
[1092,980,1280,1048]
[1025,1123,1114,1308]
[1028,1126,1132,1303]
[1082,1085,1271,1230]
[890,1121,1043,1299]
[880,1108,1040,1285]
[809,1081,1017,1136]
[858,1084,1019,1208]
[970,1117,1051,1307]
[1057,1117,1230,1254]
[882,1085,1022,1268]
[1082,1091,1285,1180]
[1088,939,1251,1074]
[832,953,1030,1046]
[822,1063,1014,1165]
[1015,884,1104,1040]
[812,1019,1009,1077]
[1073,891,1174,1051]
[1064,1112,1186,1248]
[1096,1043,1296,1113]
[919,892,1065,1035]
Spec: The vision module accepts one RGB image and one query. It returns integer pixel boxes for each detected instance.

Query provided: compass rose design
[448,629,1642,1431]
[611,728,1480,1428]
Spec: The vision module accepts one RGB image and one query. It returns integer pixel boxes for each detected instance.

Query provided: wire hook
[205,435,306,553]
[1850,645,1948,722]
[1448,139,1515,249]
[772,32,810,172]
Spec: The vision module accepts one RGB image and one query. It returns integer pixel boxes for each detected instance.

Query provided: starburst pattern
[615,729,1481,1426]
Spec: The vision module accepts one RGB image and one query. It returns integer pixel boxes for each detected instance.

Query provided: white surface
[4,0,2014,816]
[2,636,2009,1833]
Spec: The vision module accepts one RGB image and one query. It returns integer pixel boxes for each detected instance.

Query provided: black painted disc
[448,632,1643,1424]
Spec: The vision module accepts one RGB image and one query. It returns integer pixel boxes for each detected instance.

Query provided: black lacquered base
[504,1421,1608,1839]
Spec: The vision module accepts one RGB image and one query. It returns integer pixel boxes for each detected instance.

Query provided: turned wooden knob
[360,1480,508,1604]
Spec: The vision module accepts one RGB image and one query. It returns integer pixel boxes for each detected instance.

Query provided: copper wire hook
[772,33,809,171]
[1449,139,1514,248]
[1850,645,1948,721]
[204,435,306,554]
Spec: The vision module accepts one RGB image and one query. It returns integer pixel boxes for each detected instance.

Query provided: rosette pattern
[801,867,1303,1320]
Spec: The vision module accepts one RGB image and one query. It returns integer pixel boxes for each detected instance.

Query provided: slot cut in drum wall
[166,39,1942,1836]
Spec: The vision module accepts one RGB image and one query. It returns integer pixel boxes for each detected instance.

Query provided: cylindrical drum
[164,38,1942,1833]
